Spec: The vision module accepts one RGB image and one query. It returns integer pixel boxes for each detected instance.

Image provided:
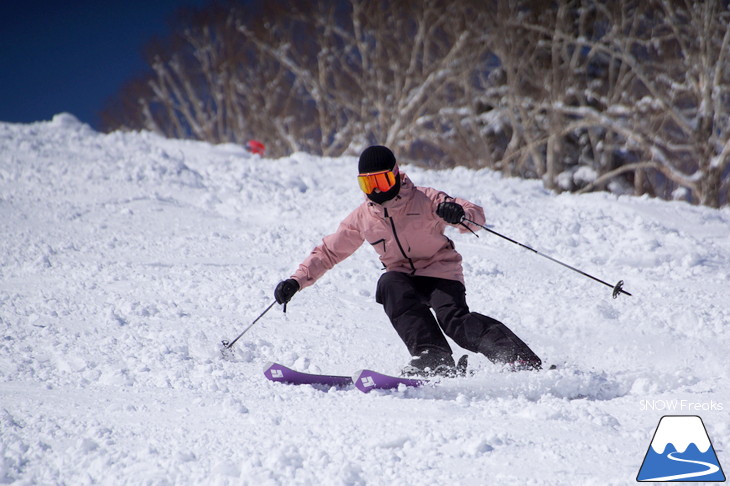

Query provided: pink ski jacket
[291,172,486,289]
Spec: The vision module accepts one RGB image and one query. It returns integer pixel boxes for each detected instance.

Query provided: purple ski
[353,369,426,393]
[263,362,353,387]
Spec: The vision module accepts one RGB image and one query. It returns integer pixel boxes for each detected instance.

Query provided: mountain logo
[637,415,726,482]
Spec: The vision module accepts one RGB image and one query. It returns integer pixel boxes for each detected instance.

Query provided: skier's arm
[422,187,486,233]
[290,211,365,290]
[446,195,486,234]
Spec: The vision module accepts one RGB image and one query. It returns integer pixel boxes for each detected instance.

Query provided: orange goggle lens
[357,169,398,194]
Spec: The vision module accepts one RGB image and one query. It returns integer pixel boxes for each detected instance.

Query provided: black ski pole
[221,300,277,351]
[462,218,631,299]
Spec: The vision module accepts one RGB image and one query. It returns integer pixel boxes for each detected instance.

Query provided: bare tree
[496,0,730,207]
[234,0,494,162]
[101,0,730,206]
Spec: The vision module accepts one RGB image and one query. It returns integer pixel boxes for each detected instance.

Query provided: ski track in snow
[1,113,729,485]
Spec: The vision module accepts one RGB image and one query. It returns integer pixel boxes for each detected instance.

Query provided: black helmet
[357,146,401,204]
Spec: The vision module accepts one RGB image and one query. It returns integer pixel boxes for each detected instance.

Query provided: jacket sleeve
[291,208,365,289]
[422,186,486,233]
[453,194,486,233]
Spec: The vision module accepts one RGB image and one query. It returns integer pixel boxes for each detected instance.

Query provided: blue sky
[0,0,209,129]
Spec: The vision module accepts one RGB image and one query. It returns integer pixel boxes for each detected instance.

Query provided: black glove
[436,201,465,224]
[274,279,300,305]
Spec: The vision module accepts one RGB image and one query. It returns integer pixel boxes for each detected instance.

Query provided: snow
[1,113,729,485]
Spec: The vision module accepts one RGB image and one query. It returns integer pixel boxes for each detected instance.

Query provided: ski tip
[352,370,371,393]
[263,362,281,381]
[264,363,353,388]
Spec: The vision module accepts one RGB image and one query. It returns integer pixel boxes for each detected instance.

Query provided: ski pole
[221,300,277,350]
[462,218,631,299]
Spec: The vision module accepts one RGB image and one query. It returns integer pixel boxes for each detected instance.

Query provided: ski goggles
[357,167,399,194]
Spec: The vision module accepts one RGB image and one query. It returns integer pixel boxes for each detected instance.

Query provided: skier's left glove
[274,278,300,305]
[436,201,465,224]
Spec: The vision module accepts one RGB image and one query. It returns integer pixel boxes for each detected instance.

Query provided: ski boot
[401,349,457,378]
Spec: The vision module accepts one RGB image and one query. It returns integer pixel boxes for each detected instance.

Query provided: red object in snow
[247,140,265,155]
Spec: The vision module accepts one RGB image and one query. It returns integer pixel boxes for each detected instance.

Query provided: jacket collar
[365,172,413,217]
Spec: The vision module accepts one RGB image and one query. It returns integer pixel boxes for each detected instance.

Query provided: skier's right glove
[274,278,300,305]
[436,201,465,224]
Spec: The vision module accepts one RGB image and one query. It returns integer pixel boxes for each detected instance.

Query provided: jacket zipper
[384,208,416,274]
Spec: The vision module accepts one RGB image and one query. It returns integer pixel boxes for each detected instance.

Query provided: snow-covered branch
[100,0,730,207]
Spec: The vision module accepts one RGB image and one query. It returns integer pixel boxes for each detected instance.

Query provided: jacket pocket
[368,238,386,255]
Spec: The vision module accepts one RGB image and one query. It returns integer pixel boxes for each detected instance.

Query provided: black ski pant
[375,271,540,365]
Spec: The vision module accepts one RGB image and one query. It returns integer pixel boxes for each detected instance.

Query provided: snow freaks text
[640,400,724,412]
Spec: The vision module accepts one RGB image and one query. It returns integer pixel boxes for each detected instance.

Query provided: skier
[274,145,542,376]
